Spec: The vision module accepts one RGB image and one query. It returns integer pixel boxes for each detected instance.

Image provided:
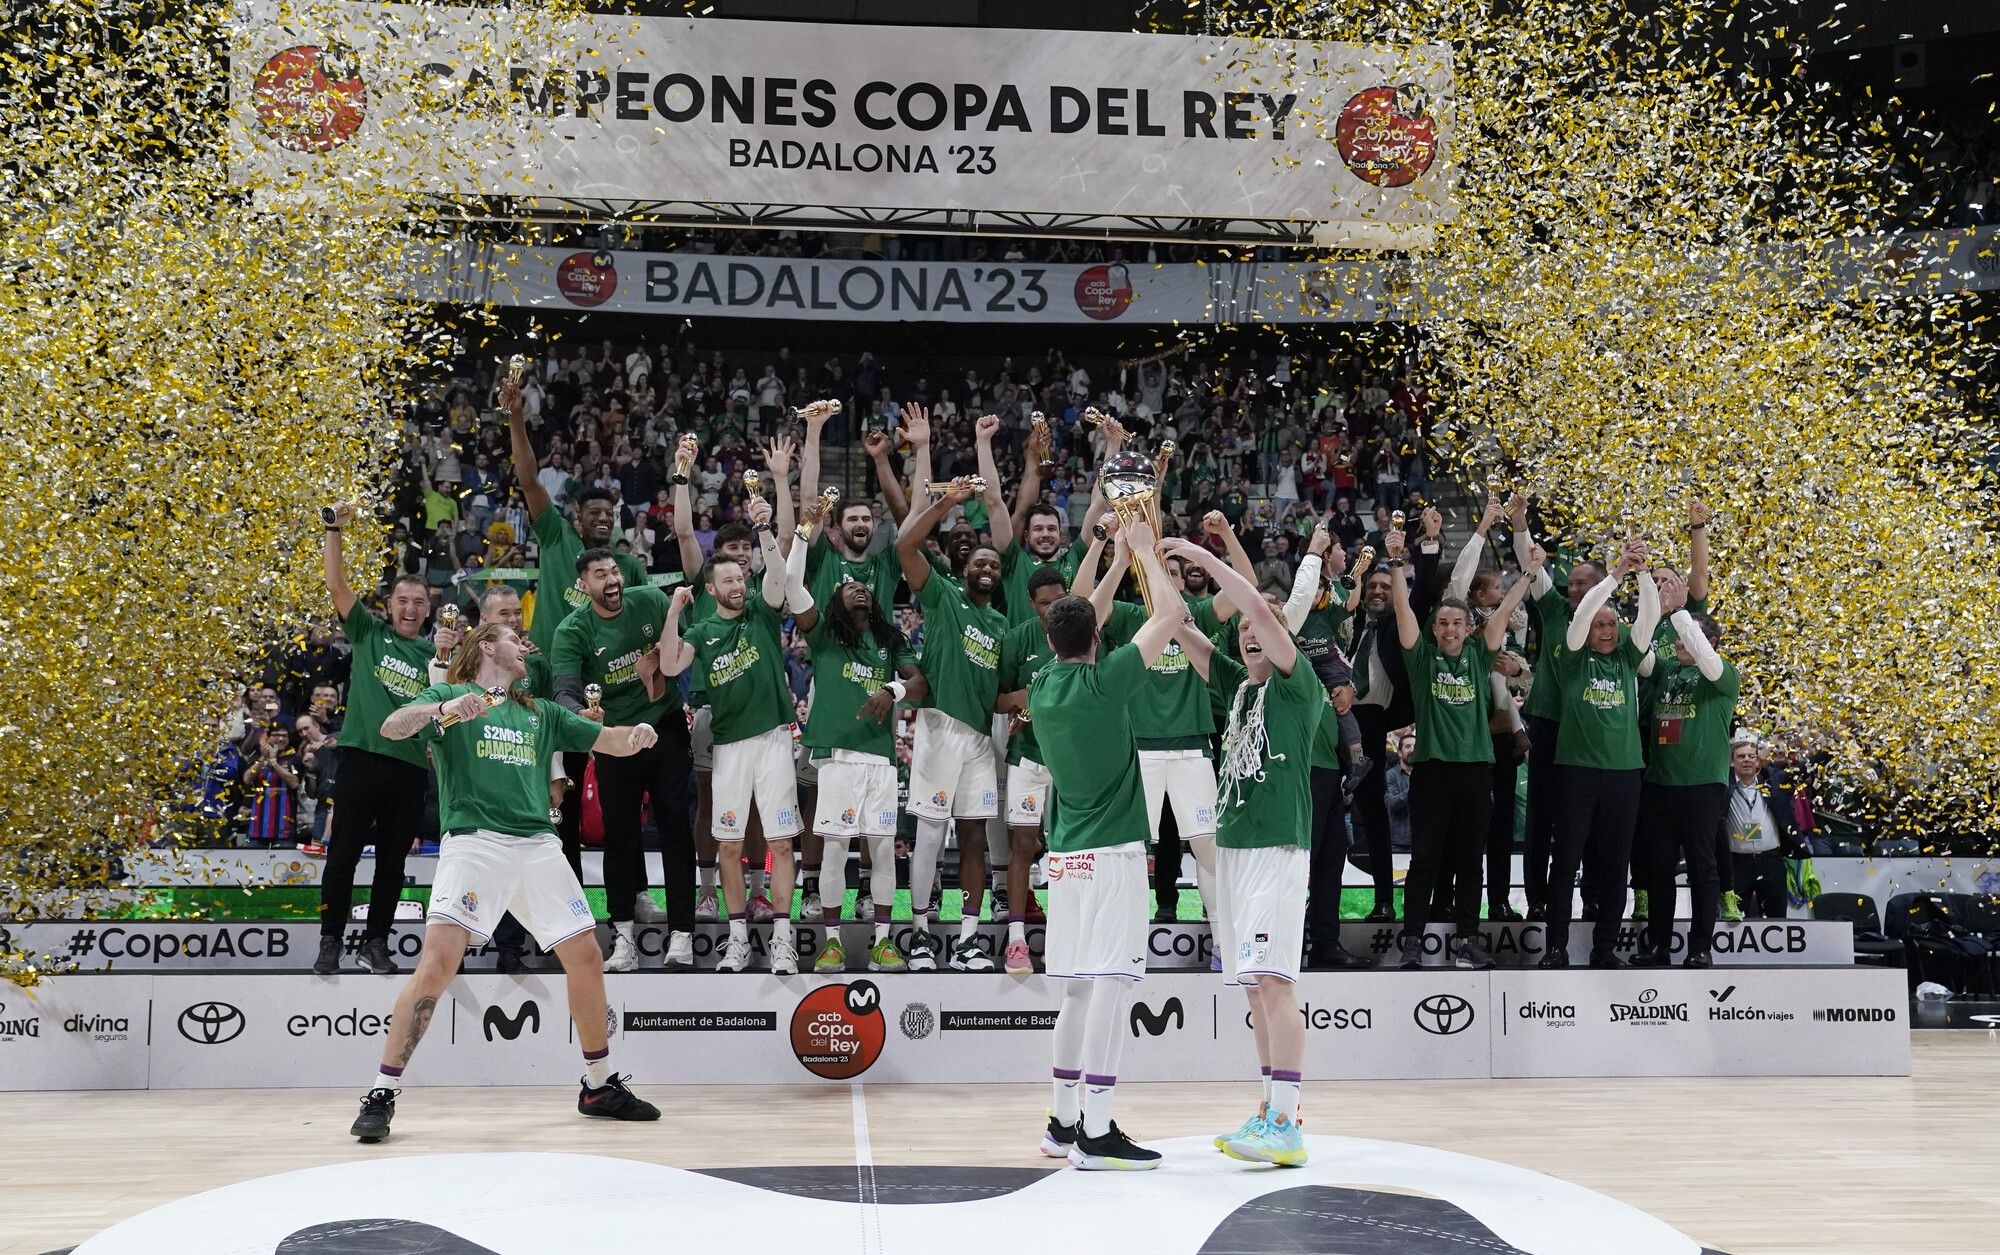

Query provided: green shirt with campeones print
[341,602,435,768]
[417,684,601,837]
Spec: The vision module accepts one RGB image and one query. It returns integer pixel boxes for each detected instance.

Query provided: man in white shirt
[1725,736,1793,919]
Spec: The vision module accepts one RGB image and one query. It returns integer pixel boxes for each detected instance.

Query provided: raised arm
[857,427,911,525]
[659,585,697,676]
[1384,529,1420,648]
[745,497,786,609]
[1010,421,1050,539]
[1172,615,1216,680]
[763,436,798,558]
[322,501,359,619]
[897,402,933,529]
[1085,523,1130,627]
[671,434,704,577]
[1450,492,1505,602]
[1687,498,1711,605]
[505,381,553,522]
[1284,523,1337,632]
[1195,510,1254,623]
[1162,537,1297,676]
[1509,492,1553,598]
[897,476,973,595]
[974,415,1012,550]
[1631,544,1662,647]
[1565,559,1626,651]
[798,401,831,521]
[1485,549,1544,651]
[784,527,818,633]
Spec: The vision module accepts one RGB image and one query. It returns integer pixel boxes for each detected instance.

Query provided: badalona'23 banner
[229,3,1454,226]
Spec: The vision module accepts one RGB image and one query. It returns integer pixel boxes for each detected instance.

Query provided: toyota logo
[178,1001,246,1045]
[1413,994,1476,1036]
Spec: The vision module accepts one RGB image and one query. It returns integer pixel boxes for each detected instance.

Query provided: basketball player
[660,494,803,974]
[351,621,661,1143]
[1160,537,1318,1168]
[798,397,922,608]
[550,549,696,973]
[793,535,928,973]
[994,566,1072,973]
[314,503,437,977]
[895,477,1007,971]
[1028,518,1182,1171]
[1003,417,1109,624]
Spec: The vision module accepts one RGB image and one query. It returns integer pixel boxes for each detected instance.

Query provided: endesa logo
[790,981,886,1079]
[287,1008,394,1038]
[556,251,619,307]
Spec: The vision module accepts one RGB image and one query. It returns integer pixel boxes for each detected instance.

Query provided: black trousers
[1306,765,1349,955]
[1521,715,1562,909]
[594,713,697,929]
[1486,751,1521,911]
[1715,823,1735,896]
[1351,704,1398,907]
[1546,765,1642,955]
[1635,781,1725,955]
[1154,803,1182,917]
[1402,760,1493,936]
[1731,848,1787,918]
[494,751,588,954]
[319,749,429,941]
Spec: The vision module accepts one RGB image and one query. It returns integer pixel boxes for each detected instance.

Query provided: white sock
[749,866,766,900]
[1053,1070,1082,1126]
[375,1070,403,1091]
[910,816,949,926]
[1191,838,1218,923]
[615,920,635,944]
[729,917,748,943]
[773,917,793,944]
[958,901,979,941]
[582,1055,611,1088]
[1052,982,1090,1124]
[698,862,717,892]
[874,922,890,942]
[1008,919,1026,944]
[1261,1066,1272,1107]
[1269,1071,1302,1122]
[1081,979,1130,1138]
[1082,1077,1117,1138]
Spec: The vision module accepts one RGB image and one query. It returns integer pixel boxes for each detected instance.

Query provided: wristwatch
[670,472,689,486]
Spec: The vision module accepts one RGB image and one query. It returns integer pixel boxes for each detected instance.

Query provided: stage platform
[0,965,1907,1091]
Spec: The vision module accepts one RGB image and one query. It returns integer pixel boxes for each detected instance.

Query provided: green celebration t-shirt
[1552,631,1645,770]
[806,539,904,618]
[687,597,793,745]
[1643,652,1740,786]
[999,535,1089,626]
[340,602,435,767]
[1103,602,1216,749]
[1185,593,1225,639]
[549,583,681,729]
[1523,585,1575,723]
[1403,636,1497,765]
[1209,652,1320,850]
[520,648,554,700]
[997,617,1059,766]
[528,507,650,655]
[802,617,916,759]
[417,685,600,836]
[1027,642,1151,852]
[915,570,1005,732]
[1310,698,1348,770]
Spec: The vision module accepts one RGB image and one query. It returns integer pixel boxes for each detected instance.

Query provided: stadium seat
[1887,892,1993,996]
[1870,837,1921,857]
[1828,840,1867,858]
[1808,893,1903,966]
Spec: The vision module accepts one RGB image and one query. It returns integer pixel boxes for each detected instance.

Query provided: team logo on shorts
[980,790,997,808]
[876,810,896,829]
[840,808,857,826]
[1195,807,1215,826]
[569,899,590,918]
[459,891,479,914]
[930,791,949,810]
[1021,795,1038,814]
[778,808,799,827]
[719,810,739,830]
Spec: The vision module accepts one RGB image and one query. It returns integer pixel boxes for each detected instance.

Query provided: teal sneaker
[1213,1103,1267,1151]
[1223,1111,1307,1167]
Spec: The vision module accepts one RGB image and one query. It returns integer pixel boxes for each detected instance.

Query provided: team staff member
[350,621,661,1143]
[1162,536,1319,1169]
[896,477,1009,972]
[1633,569,1737,967]
[1540,540,1660,969]
[995,566,1073,974]
[314,502,438,977]
[551,549,696,974]
[1028,518,1182,1172]
[660,495,802,974]
[1385,526,1542,971]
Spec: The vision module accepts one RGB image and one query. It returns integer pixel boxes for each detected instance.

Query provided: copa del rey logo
[1073,264,1135,320]
[556,251,620,307]
[251,44,367,153]
[1334,84,1439,188]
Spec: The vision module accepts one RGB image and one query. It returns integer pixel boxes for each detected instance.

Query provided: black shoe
[1068,1121,1162,1171]
[1395,933,1423,970]
[313,936,342,975]
[1629,947,1671,968]
[1538,949,1571,968]
[357,937,400,974]
[579,1074,660,1121]
[1307,943,1374,971]
[990,886,1010,914]
[351,1087,397,1142]
[496,948,527,974]
[1525,902,1547,922]
[1038,1114,1081,1158]
[1451,933,1496,971]
[1365,904,1396,923]
[1682,951,1713,969]
[1579,904,1596,922]
[1152,906,1177,924]
[1341,758,1374,802]
[1588,949,1627,970]
[1491,903,1525,922]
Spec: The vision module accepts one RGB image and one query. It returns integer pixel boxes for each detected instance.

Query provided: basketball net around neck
[1217,677,1276,811]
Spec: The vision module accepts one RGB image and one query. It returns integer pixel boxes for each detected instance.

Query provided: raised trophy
[801,485,839,539]
[505,353,530,386]
[1101,448,1164,612]
[431,684,507,733]
[584,683,603,714]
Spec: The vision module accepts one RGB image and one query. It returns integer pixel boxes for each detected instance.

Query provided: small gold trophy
[505,354,530,386]
[438,603,461,629]
[743,470,763,497]
[432,684,507,733]
[789,400,844,420]
[584,683,603,714]
[1029,411,1049,441]
[1391,509,1406,531]
[927,477,987,496]
[801,485,839,540]
[1083,406,1108,428]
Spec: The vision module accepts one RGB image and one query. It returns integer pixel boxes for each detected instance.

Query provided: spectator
[1385,731,1415,851]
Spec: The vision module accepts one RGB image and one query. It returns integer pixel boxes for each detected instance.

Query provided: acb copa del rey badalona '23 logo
[251,43,367,153]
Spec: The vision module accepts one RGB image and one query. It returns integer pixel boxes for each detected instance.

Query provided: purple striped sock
[728,911,748,921]
[1271,1070,1302,1082]
[875,903,892,923]
[1084,1073,1116,1087]
[378,1063,404,1078]
[1052,1067,1082,1080]
[822,907,842,925]
[1006,914,1024,924]
[583,1047,610,1062]
[1260,1065,1272,1077]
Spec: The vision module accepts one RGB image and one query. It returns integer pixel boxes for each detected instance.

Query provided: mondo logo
[178,1001,246,1045]
[1073,264,1134,320]
[251,44,367,153]
[1413,994,1475,1036]
[1334,84,1440,188]
[556,251,619,307]
[790,981,886,1079]
[898,1002,935,1041]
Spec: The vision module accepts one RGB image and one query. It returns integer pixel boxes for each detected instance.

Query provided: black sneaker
[1538,948,1571,969]
[313,936,342,975]
[1451,933,1495,971]
[496,948,527,974]
[351,1087,397,1142]
[357,937,400,974]
[1306,943,1374,971]
[1395,933,1423,970]
[1525,902,1547,922]
[1038,1114,1080,1158]
[1365,903,1396,923]
[1152,906,1178,925]
[1588,949,1627,970]
[1681,950,1713,969]
[579,1073,660,1121]
[1068,1121,1161,1171]
[1629,947,1671,968]
[906,930,940,972]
